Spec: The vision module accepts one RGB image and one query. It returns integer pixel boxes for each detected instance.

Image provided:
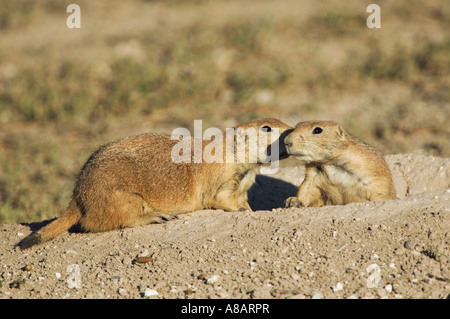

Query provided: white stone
[144,288,158,297]
[311,292,323,299]
[366,263,381,289]
[206,275,221,284]
[385,284,393,293]
[333,282,344,292]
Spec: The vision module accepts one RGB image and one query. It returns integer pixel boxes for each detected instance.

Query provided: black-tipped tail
[17,200,82,250]
[18,232,42,250]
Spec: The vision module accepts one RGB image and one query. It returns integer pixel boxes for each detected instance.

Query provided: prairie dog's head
[284,120,347,163]
[234,118,293,164]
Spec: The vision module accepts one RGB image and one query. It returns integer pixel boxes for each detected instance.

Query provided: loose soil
[1,154,449,299]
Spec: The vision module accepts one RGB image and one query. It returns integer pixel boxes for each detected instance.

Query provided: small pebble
[135,256,153,264]
[311,292,323,299]
[333,282,343,292]
[404,239,417,250]
[143,288,158,297]
[366,264,381,289]
[197,274,206,280]
[138,249,149,257]
[206,275,220,284]
[385,284,393,293]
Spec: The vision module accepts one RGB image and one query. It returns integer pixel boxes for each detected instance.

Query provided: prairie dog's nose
[284,134,293,148]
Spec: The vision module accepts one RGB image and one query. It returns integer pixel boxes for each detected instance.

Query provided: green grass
[423,246,441,262]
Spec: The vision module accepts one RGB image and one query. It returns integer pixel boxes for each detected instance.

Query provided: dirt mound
[0,154,449,299]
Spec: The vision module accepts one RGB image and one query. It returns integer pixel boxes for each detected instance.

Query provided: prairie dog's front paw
[284,197,304,208]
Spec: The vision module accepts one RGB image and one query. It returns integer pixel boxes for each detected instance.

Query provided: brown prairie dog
[19,118,292,249]
[284,120,396,208]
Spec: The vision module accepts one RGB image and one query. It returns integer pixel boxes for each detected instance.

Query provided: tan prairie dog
[284,120,396,208]
[19,118,292,249]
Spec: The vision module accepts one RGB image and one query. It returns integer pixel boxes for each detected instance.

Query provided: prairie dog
[19,118,292,249]
[284,120,396,208]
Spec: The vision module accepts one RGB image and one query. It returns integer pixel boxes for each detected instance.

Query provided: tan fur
[284,120,396,208]
[19,118,292,249]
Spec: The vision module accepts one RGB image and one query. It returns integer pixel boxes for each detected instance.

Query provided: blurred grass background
[0,0,449,224]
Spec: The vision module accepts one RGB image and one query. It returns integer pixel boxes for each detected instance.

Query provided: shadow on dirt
[20,219,82,233]
[248,175,298,211]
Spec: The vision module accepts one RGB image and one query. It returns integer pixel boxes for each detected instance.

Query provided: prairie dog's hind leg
[80,190,177,232]
[128,197,179,227]
[139,211,179,225]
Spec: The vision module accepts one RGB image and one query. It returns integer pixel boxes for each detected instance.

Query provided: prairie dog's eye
[261,125,272,132]
[312,127,323,134]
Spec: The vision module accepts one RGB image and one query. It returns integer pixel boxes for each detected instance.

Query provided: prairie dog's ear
[234,127,245,139]
[336,125,346,141]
